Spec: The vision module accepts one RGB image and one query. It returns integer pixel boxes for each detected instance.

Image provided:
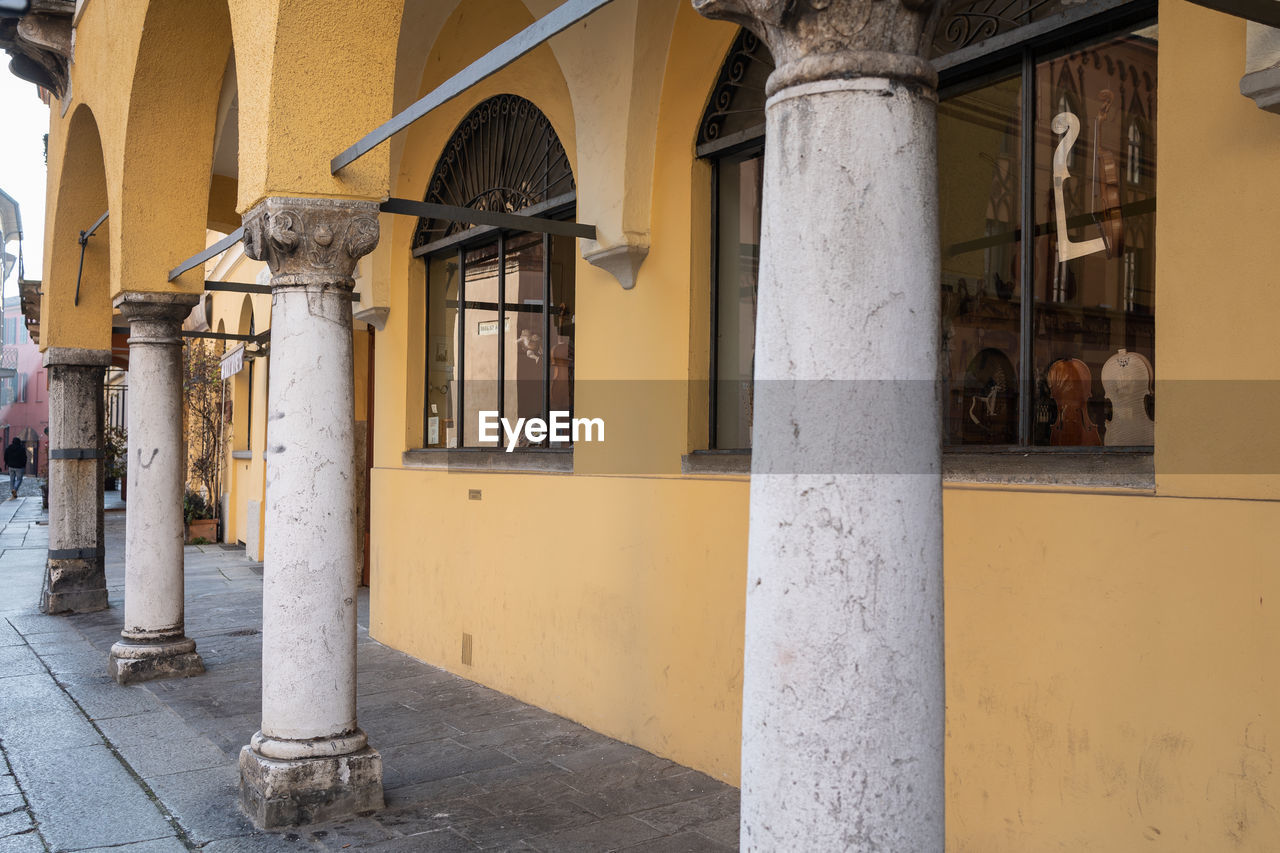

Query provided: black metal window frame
[702,0,1158,456]
[411,93,578,453]
[420,200,576,452]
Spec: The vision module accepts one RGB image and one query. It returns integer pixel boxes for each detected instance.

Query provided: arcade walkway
[0,496,739,852]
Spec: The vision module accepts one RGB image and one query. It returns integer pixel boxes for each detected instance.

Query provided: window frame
[707,141,764,451]
[693,0,1158,480]
[417,197,577,455]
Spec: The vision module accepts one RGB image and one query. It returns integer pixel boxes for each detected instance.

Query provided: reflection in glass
[938,75,1022,445]
[1034,33,1156,447]
[463,243,500,447]
[714,152,762,449]
[425,255,459,447]
[503,233,546,443]
[425,228,575,449]
[548,233,576,434]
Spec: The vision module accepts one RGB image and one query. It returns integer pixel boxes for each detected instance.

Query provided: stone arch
[42,104,112,352]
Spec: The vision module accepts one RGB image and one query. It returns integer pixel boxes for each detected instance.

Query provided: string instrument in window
[1051,111,1107,262]
[1050,92,1125,263]
[1101,349,1154,446]
[1091,89,1124,258]
[1047,357,1102,446]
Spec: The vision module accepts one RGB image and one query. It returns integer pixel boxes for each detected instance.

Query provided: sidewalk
[0,496,739,852]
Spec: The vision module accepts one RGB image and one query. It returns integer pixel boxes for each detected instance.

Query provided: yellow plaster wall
[370,470,748,784]
[1156,0,1280,499]
[209,284,269,556]
[944,485,1280,851]
[40,104,112,352]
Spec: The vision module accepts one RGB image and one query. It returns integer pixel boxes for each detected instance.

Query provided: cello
[1047,358,1102,446]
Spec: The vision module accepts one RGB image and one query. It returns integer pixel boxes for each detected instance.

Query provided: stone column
[693,1,944,850]
[237,197,382,828]
[108,292,205,684]
[41,347,110,614]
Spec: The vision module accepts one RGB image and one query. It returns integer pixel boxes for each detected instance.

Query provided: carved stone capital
[0,2,75,98]
[114,292,200,346]
[692,0,939,94]
[242,197,380,289]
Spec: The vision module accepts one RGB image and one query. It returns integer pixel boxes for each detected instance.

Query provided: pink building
[1,294,48,474]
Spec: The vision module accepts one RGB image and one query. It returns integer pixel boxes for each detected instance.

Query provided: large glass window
[941,29,1157,447]
[423,233,575,449]
[702,11,1156,452]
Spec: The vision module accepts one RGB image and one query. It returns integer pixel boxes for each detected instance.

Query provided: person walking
[5,437,26,499]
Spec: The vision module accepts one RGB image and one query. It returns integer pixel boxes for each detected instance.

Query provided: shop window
[699,5,1156,453]
[940,28,1157,447]
[413,95,576,450]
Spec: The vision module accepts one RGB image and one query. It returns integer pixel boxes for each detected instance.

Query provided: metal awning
[330,0,620,174]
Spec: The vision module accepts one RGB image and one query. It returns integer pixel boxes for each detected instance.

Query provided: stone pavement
[0,495,740,852]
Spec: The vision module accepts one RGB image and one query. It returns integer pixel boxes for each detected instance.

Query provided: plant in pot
[103,426,127,492]
[184,489,218,544]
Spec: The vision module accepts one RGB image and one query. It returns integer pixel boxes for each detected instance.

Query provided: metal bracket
[48,547,104,561]
[74,210,110,307]
[382,198,595,240]
[169,227,244,282]
[49,448,103,460]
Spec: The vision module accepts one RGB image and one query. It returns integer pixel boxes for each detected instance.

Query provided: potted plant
[103,426,127,492]
[184,489,218,544]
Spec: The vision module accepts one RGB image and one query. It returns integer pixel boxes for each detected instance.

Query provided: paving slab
[8,744,174,852]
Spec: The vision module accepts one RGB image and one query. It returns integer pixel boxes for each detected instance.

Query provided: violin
[1092,90,1124,258]
[1047,358,1102,446]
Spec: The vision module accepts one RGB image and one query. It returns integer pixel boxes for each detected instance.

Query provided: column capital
[242,197,380,289]
[692,0,939,94]
[114,292,200,345]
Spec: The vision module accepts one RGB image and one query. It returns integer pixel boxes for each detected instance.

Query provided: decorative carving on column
[238,196,382,829]
[0,0,74,98]
[241,197,379,285]
[692,0,939,93]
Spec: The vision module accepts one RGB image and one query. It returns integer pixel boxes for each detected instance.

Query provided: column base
[108,638,205,685]
[238,741,383,828]
[40,556,108,614]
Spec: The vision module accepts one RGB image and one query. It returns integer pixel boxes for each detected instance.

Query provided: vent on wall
[461,632,473,666]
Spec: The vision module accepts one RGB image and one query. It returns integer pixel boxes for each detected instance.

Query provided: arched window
[414,95,577,451]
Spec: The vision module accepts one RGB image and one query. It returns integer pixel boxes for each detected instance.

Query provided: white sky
[0,70,50,296]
